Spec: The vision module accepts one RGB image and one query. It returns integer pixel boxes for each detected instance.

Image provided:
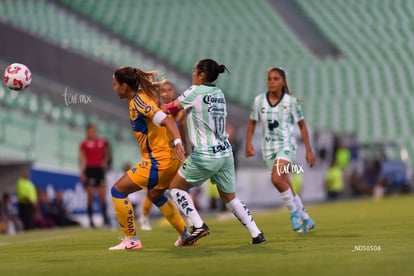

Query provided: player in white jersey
[166,59,266,245]
[245,67,316,233]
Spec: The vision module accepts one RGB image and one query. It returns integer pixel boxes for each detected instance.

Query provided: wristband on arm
[173,138,182,146]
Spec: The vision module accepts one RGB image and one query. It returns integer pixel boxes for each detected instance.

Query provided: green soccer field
[1,195,413,276]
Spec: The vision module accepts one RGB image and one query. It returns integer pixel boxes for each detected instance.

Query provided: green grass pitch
[0,195,413,275]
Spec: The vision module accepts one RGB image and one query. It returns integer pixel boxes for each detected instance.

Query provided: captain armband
[165,101,180,115]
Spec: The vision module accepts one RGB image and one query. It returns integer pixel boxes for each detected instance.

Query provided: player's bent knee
[111,186,128,199]
[151,194,168,207]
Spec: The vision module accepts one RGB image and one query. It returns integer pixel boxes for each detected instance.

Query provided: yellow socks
[158,199,186,234]
[141,195,153,217]
[112,195,136,239]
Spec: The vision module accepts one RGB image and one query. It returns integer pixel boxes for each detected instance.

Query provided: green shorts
[178,154,236,193]
[264,150,296,170]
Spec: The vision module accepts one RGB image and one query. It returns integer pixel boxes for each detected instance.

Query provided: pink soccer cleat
[108,237,143,250]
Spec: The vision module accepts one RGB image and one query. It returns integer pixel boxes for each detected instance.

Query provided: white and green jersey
[178,84,232,159]
[250,92,304,160]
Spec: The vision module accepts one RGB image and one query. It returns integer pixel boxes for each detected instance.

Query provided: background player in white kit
[245,67,316,233]
[165,59,266,245]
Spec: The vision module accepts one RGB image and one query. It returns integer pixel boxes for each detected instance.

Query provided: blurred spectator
[334,139,352,196]
[350,159,382,196]
[48,190,80,227]
[16,169,38,230]
[1,192,23,234]
[291,171,303,195]
[160,80,190,154]
[0,196,6,234]
[325,161,344,201]
[373,180,385,201]
[34,188,55,229]
[334,141,351,170]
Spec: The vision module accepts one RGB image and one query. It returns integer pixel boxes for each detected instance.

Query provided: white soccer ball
[3,63,32,91]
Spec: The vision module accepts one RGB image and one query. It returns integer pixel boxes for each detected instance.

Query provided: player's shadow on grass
[302,233,361,238]
[168,240,286,259]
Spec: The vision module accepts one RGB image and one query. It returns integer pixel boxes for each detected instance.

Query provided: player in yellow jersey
[138,80,190,231]
[108,66,191,250]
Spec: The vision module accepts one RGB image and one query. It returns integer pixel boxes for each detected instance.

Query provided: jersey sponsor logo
[265,136,281,142]
[208,105,225,113]
[267,119,279,131]
[144,105,153,114]
[138,161,149,168]
[203,94,226,113]
[203,94,225,105]
[211,141,230,153]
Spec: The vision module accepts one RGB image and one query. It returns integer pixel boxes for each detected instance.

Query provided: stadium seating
[57,0,316,105]
[0,82,139,171]
[1,0,413,167]
[0,0,158,72]
[295,0,414,161]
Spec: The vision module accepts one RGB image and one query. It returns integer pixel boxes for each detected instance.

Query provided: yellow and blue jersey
[127,92,180,191]
[129,92,175,169]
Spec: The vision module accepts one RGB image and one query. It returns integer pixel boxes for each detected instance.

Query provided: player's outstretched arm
[162,116,186,161]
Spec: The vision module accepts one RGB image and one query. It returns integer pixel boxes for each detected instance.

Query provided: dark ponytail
[217,64,227,74]
[196,59,229,83]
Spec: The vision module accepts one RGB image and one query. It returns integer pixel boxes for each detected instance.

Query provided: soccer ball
[3,63,32,91]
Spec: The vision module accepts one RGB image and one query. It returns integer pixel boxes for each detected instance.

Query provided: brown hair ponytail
[268,67,291,95]
[114,66,161,103]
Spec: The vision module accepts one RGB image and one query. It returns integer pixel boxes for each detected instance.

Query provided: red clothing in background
[80,138,108,167]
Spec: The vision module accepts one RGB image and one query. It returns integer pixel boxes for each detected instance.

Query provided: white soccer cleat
[108,237,143,250]
[138,216,152,231]
[174,233,198,247]
[174,235,186,247]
